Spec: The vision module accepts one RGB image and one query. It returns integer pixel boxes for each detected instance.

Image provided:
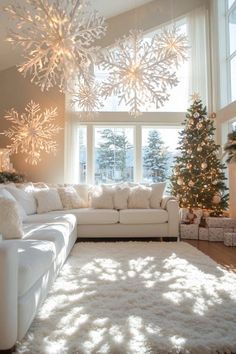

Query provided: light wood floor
[185,240,236,273]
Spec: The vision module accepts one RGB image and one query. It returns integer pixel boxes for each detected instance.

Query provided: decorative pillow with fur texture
[149,182,166,209]
[35,188,63,214]
[0,197,24,239]
[113,186,130,210]
[58,186,85,209]
[90,186,114,209]
[128,185,151,209]
[0,188,27,220]
[70,184,90,208]
[5,185,37,215]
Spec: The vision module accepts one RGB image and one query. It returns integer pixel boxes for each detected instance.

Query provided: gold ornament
[177,177,183,185]
[187,149,192,154]
[201,162,207,169]
[197,146,202,152]
[188,180,195,187]
[187,163,192,169]
[212,194,221,205]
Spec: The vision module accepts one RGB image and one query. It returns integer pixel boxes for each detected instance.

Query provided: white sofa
[0,185,179,351]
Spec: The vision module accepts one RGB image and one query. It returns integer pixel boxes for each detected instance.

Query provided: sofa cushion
[34,188,63,213]
[63,208,119,225]
[0,198,24,239]
[23,214,76,236]
[119,209,168,224]
[15,240,56,297]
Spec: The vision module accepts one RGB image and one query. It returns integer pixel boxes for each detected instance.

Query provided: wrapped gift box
[180,208,202,225]
[224,228,234,234]
[180,224,199,239]
[224,233,236,246]
[209,227,224,242]
[199,227,209,240]
[206,217,236,229]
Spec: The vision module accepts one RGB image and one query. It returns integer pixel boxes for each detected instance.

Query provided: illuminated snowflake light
[4,0,107,92]
[71,76,103,118]
[3,101,62,165]
[99,27,189,116]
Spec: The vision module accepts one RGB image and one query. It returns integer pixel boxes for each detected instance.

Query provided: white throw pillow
[35,188,63,214]
[113,186,130,210]
[0,197,24,239]
[58,186,85,209]
[5,185,37,215]
[72,184,90,207]
[150,182,166,209]
[128,185,151,209]
[0,188,27,220]
[90,186,114,209]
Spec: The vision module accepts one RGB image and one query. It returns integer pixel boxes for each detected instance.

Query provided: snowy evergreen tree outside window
[143,130,169,182]
[95,128,134,184]
[170,96,229,216]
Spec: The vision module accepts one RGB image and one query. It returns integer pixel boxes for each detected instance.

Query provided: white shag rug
[17,242,236,354]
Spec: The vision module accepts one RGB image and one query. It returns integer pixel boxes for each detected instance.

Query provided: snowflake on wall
[71,76,104,119]
[3,101,62,165]
[4,0,107,92]
[99,27,189,116]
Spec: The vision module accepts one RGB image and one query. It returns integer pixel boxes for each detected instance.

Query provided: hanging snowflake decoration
[99,27,189,116]
[155,26,189,67]
[71,76,104,119]
[2,101,62,165]
[4,0,107,92]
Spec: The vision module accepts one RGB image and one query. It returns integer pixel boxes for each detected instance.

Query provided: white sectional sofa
[0,183,179,351]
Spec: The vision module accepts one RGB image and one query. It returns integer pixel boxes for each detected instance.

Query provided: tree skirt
[17,242,236,354]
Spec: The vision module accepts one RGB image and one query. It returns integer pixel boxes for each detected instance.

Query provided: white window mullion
[86,125,94,184]
[135,125,142,183]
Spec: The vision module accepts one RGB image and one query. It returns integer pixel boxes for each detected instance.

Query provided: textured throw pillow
[0,188,27,220]
[0,197,24,239]
[128,185,151,209]
[150,182,166,209]
[90,186,114,209]
[113,186,130,210]
[72,184,90,207]
[58,186,85,209]
[35,188,63,214]
[5,185,37,215]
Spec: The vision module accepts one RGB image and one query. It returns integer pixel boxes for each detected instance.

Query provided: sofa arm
[0,241,18,350]
[161,196,177,210]
[165,199,180,238]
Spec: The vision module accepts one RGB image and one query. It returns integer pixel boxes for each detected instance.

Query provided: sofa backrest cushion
[150,182,166,209]
[35,188,63,214]
[5,185,37,215]
[128,185,152,209]
[90,185,114,209]
[58,186,85,209]
[113,186,130,210]
[0,197,24,239]
[0,188,27,220]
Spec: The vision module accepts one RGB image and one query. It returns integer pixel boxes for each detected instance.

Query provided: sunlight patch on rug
[16,242,236,354]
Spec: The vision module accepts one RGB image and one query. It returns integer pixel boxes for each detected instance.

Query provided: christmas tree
[143,130,169,182]
[170,94,228,216]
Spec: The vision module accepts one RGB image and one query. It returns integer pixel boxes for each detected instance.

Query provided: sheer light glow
[3,101,62,165]
[4,0,107,92]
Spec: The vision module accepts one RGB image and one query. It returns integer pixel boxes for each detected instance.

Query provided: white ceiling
[0,0,153,71]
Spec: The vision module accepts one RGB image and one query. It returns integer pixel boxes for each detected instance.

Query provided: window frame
[226,0,236,103]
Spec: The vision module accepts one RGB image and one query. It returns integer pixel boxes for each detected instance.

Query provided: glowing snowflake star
[4,0,107,92]
[71,76,104,118]
[99,27,189,116]
[3,101,62,165]
[190,92,201,102]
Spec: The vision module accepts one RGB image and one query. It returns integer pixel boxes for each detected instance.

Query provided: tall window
[94,127,134,184]
[227,0,236,102]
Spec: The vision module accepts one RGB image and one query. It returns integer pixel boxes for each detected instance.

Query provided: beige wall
[0,67,65,183]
